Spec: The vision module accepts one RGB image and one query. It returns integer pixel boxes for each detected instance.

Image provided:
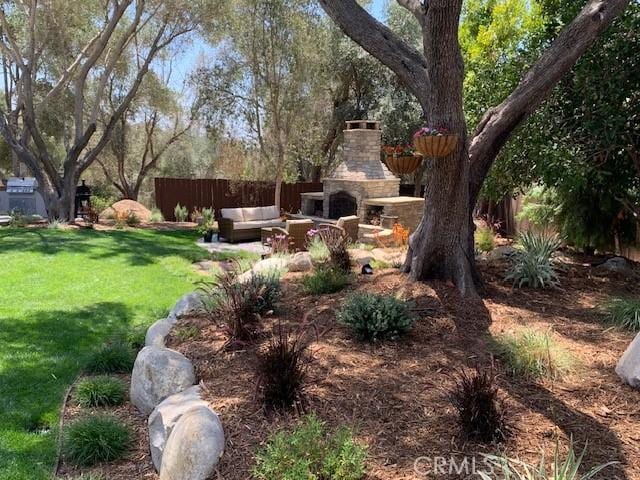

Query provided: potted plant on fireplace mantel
[381,144,423,174]
[413,127,459,158]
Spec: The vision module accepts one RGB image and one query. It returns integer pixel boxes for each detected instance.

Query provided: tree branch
[468,0,631,203]
[397,0,427,24]
[318,0,429,111]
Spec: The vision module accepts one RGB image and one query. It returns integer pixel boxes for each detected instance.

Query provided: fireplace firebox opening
[329,191,357,219]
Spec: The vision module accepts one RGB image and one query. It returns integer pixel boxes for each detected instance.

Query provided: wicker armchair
[318,215,359,243]
[264,219,315,252]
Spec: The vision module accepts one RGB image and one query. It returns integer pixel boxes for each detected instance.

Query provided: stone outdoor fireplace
[322,120,400,221]
[299,119,424,236]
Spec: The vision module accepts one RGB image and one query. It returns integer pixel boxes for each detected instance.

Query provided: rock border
[131,291,224,478]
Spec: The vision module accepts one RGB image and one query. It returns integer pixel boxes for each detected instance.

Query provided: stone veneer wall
[380,200,424,232]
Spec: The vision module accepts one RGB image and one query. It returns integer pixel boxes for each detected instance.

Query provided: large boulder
[145,318,177,347]
[486,245,518,261]
[252,257,289,275]
[168,292,204,319]
[130,346,196,415]
[593,256,636,279]
[349,248,374,266]
[616,333,640,388]
[148,385,209,471]
[159,406,225,480]
[288,251,313,272]
[101,199,152,223]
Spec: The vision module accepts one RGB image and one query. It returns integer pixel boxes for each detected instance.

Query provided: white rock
[148,385,209,471]
[145,318,177,347]
[616,333,640,388]
[349,248,374,266]
[168,292,204,319]
[252,257,289,274]
[159,406,225,480]
[288,252,313,272]
[130,346,196,415]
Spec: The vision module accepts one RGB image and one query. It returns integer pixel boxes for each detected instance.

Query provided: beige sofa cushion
[220,208,244,222]
[259,205,280,220]
[243,207,263,221]
[233,219,286,230]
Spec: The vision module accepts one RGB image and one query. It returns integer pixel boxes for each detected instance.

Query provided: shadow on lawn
[0,302,133,431]
[0,228,207,266]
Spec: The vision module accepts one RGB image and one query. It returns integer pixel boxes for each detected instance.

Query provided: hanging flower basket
[413,127,459,158]
[385,154,423,174]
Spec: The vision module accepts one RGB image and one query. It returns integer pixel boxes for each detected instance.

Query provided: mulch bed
[60,253,640,479]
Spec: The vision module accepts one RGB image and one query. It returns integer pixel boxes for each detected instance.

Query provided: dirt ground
[62,252,640,479]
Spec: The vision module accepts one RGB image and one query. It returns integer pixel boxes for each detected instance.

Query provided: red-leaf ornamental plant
[413,127,459,158]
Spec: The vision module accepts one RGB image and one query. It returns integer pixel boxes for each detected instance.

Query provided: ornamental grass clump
[449,366,508,443]
[319,227,352,273]
[505,231,561,288]
[478,438,618,480]
[64,416,131,466]
[307,233,330,263]
[490,329,574,381]
[337,292,413,341]
[253,414,366,480]
[602,297,640,331]
[75,376,126,408]
[257,321,314,412]
[86,342,135,374]
[199,265,282,344]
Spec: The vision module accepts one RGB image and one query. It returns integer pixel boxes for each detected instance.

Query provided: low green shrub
[123,325,147,351]
[75,376,126,407]
[475,226,496,253]
[302,267,350,294]
[253,414,366,480]
[370,258,390,269]
[479,438,617,480]
[602,297,640,331]
[149,208,164,222]
[337,292,413,341]
[86,342,135,374]
[490,329,574,381]
[125,210,140,226]
[505,231,561,288]
[64,416,131,466]
[248,270,283,314]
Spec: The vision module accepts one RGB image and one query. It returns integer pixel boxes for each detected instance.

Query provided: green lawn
[0,228,208,480]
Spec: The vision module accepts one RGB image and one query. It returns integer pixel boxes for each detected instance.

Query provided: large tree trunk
[401,0,479,296]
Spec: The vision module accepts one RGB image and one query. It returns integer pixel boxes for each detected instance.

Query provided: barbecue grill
[6,177,39,215]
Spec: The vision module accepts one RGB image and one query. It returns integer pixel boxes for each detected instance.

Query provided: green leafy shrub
[253,414,366,480]
[337,292,413,341]
[257,322,313,411]
[149,208,164,222]
[602,297,640,331]
[123,325,147,351]
[479,438,617,480]
[64,416,131,466]
[516,185,560,231]
[302,266,350,294]
[505,231,561,288]
[75,376,126,408]
[490,330,574,381]
[370,258,390,269]
[449,366,507,443]
[475,226,496,253]
[86,342,135,374]
[174,203,188,222]
[307,235,330,263]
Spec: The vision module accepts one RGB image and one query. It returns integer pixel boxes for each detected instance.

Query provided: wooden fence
[154,178,323,221]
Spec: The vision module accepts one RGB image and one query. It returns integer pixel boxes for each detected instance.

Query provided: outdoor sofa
[218,205,285,243]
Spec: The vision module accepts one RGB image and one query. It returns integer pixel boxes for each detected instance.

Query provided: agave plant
[478,439,618,480]
[505,231,562,288]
